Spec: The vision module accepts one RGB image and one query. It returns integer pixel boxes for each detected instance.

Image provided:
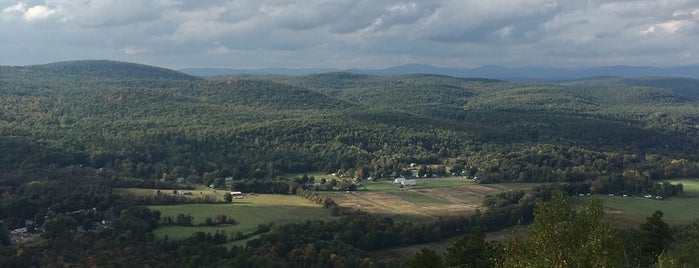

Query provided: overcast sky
[1,0,698,69]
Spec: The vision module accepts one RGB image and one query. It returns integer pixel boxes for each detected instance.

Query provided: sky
[1,0,699,69]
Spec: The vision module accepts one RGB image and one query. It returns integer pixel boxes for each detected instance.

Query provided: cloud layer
[1,0,698,68]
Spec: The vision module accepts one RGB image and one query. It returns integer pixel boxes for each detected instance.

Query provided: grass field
[593,179,699,226]
[119,180,552,241]
[324,182,543,220]
[360,177,477,191]
[149,194,332,240]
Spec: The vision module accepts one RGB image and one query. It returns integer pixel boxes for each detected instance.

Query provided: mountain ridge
[1,60,202,81]
[180,63,699,81]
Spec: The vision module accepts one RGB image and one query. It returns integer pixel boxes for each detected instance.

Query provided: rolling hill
[2,60,699,184]
[179,63,699,81]
[1,60,201,81]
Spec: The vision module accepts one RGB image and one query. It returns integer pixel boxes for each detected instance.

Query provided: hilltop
[1,60,201,81]
[180,63,699,81]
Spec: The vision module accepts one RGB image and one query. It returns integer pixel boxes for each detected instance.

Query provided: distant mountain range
[179,64,699,81]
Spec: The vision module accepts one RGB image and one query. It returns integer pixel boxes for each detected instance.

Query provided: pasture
[149,194,332,240]
[594,179,699,226]
[324,182,542,220]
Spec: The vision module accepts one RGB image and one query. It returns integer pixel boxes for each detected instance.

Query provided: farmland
[595,179,699,226]
[149,194,332,239]
[323,180,546,220]
[116,179,545,239]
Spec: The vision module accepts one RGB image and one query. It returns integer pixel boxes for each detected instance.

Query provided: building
[394,177,406,184]
[401,179,416,186]
[230,191,244,199]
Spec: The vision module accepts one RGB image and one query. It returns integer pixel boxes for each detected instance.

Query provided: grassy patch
[361,181,401,191]
[322,183,530,220]
[389,191,453,206]
[150,194,332,240]
[412,177,477,188]
[360,177,476,191]
[597,195,699,225]
[592,178,699,226]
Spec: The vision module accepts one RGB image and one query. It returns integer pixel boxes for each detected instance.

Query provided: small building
[401,179,416,186]
[394,177,406,184]
[230,191,244,199]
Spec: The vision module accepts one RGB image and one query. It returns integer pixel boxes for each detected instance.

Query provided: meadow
[324,180,544,220]
[594,179,699,226]
[148,194,332,240]
[116,178,699,242]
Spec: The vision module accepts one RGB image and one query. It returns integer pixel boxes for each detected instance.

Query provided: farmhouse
[401,179,416,186]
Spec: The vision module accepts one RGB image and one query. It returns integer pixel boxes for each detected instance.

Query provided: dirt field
[323,184,524,219]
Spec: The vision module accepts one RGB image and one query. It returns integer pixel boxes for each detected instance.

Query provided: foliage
[407,248,444,268]
[444,228,502,267]
[500,191,623,267]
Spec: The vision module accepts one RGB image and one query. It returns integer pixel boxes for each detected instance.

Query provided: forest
[1,60,699,266]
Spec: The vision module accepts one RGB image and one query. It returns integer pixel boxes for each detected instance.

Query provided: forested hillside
[3,61,699,188]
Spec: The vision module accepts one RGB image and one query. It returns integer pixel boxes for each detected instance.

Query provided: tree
[500,191,623,267]
[43,216,79,239]
[224,193,233,203]
[638,211,673,266]
[407,248,444,268]
[0,223,10,246]
[444,228,501,267]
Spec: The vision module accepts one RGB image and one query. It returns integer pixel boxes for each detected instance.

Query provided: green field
[325,182,540,220]
[596,179,699,226]
[361,177,476,191]
[150,194,332,240]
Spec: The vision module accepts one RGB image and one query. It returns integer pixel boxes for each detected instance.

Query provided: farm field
[119,180,549,240]
[595,179,699,226]
[323,182,546,219]
[149,194,332,240]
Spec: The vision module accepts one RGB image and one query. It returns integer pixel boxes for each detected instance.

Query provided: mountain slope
[2,61,699,184]
[1,60,201,81]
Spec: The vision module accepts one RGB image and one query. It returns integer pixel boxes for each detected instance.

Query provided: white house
[394,177,406,184]
[401,179,416,186]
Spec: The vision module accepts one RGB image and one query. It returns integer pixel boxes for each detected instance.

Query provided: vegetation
[2,60,699,266]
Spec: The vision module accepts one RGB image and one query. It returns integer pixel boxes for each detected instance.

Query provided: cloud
[122,46,147,55]
[22,5,56,21]
[54,0,163,27]
[1,0,698,68]
[2,2,25,13]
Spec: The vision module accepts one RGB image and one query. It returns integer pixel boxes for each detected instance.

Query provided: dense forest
[2,60,699,266]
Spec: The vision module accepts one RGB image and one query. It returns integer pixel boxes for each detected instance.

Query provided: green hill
[2,62,699,185]
[0,60,201,81]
